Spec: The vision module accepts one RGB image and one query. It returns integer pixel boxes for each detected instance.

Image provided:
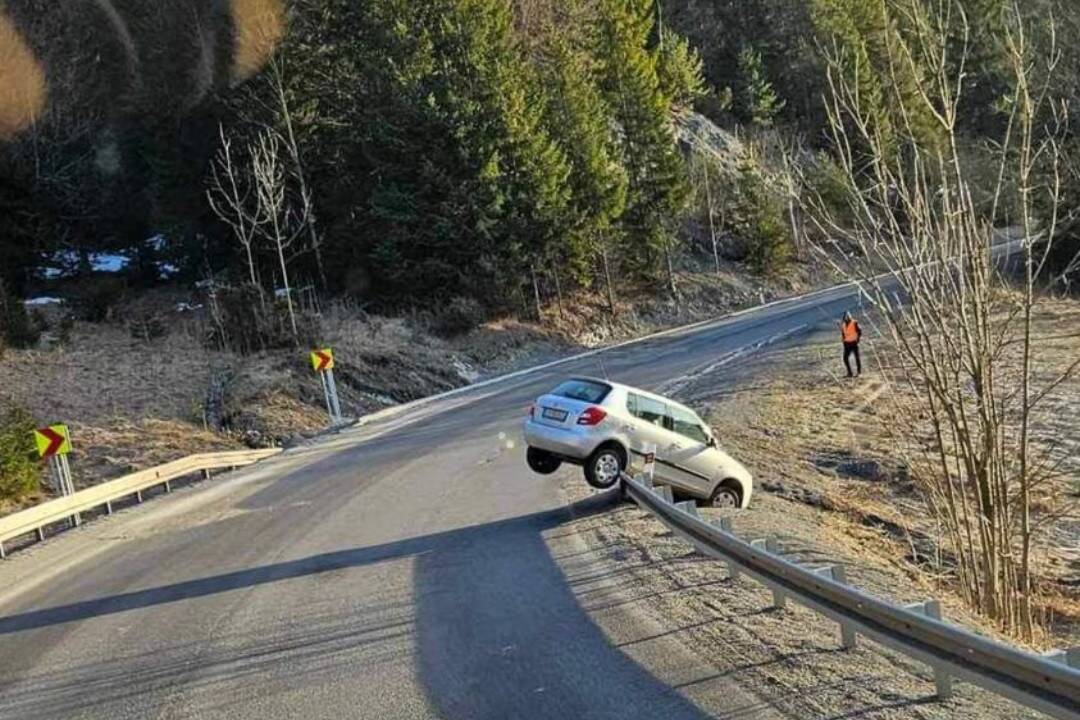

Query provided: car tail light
[577,407,607,426]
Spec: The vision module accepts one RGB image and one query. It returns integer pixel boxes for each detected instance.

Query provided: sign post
[33,424,79,526]
[310,348,342,424]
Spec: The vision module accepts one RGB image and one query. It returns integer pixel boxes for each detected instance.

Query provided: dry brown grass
[229,0,286,84]
[0,10,46,139]
[700,299,1080,646]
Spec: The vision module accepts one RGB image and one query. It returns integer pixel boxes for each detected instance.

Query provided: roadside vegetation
[0,405,39,507]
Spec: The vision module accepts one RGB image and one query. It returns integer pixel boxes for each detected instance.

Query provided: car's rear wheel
[526,447,562,475]
[584,445,625,489]
[710,482,742,509]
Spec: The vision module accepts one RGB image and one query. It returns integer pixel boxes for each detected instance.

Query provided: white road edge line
[658,323,811,396]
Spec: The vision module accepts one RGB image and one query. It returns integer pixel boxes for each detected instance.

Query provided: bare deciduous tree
[794,0,1075,639]
[266,57,328,290]
[207,124,263,287]
[207,124,310,343]
[251,129,306,341]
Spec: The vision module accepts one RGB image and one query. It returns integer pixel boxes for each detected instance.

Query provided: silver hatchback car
[524,378,753,508]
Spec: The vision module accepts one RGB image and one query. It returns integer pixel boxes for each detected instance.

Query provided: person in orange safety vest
[840,312,862,378]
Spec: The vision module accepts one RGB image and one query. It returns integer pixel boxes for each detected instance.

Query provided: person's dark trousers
[843,342,861,377]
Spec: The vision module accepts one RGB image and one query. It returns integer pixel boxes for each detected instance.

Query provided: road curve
[0,285,866,719]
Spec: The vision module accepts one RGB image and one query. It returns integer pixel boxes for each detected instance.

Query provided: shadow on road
[0,489,712,718]
[0,494,614,636]
[0,490,717,716]
[413,495,710,720]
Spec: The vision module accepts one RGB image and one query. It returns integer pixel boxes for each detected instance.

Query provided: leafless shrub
[795,1,1076,640]
[207,124,312,344]
[207,126,262,287]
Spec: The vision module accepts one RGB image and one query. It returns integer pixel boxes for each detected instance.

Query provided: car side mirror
[707,436,718,448]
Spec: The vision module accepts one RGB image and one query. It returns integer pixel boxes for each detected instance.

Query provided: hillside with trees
[1,0,1077,330]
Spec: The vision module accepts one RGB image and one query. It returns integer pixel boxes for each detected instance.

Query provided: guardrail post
[105,500,113,515]
[675,500,698,517]
[765,537,786,608]
[827,566,856,649]
[906,599,952,698]
[203,469,212,480]
[0,540,5,559]
[35,527,45,542]
[163,480,171,493]
[135,490,143,503]
[749,537,786,609]
[710,518,741,580]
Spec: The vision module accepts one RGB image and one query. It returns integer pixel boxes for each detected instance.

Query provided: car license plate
[542,407,568,422]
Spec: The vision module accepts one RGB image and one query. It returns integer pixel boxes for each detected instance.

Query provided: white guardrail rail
[0,448,281,558]
[621,472,1080,720]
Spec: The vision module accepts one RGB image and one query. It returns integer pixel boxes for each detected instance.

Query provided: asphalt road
[0,284,874,720]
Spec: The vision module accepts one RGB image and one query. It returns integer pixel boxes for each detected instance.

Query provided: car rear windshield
[551,379,611,404]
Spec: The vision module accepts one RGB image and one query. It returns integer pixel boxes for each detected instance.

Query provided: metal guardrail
[0,448,282,558]
[622,472,1080,720]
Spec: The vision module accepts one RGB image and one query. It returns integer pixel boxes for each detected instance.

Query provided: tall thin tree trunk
[704,162,720,275]
[601,241,616,317]
[273,222,299,341]
[788,196,801,260]
[273,60,328,290]
[552,263,566,321]
[664,245,677,299]
[245,246,257,287]
[530,263,542,322]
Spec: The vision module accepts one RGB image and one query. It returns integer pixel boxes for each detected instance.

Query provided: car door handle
[667,443,683,451]
[622,425,636,434]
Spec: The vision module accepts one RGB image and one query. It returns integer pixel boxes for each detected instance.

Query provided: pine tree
[540,37,628,285]
[657,33,709,109]
[596,0,690,288]
[736,46,786,127]
[809,0,942,153]
[358,0,572,308]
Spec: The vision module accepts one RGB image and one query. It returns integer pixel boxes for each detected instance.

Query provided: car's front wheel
[584,445,626,489]
[526,447,562,475]
[710,482,742,509]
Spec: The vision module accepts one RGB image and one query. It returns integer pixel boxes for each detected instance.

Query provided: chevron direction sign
[34,424,71,458]
[310,348,334,372]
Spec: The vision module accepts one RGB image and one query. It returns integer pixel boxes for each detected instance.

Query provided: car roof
[562,377,699,417]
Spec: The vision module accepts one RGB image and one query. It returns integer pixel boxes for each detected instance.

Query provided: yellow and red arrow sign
[34,424,71,458]
[310,348,334,372]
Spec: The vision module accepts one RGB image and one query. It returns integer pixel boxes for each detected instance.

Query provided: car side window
[627,393,667,428]
[670,406,709,445]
